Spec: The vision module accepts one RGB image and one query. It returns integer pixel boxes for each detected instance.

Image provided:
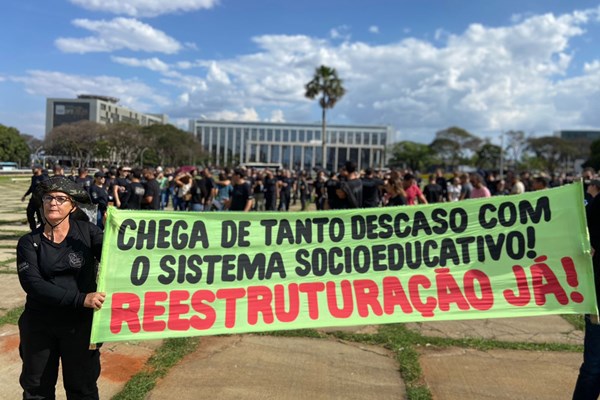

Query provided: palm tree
[305,65,346,170]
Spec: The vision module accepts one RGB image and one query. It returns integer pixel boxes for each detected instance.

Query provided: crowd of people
[20,161,600,232]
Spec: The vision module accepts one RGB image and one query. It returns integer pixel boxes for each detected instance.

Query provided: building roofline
[77,94,120,103]
[190,119,390,130]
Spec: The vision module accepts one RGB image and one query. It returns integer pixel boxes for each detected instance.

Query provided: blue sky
[1,1,600,144]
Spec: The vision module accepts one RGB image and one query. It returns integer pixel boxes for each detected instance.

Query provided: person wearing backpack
[16,176,105,399]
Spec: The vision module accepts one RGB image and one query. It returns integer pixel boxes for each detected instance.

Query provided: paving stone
[0,274,25,316]
[0,247,16,264]
[419,346,582,400]
[407,315,584,345]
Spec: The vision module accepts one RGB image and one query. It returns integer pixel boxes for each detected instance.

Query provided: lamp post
[499,131,504,180]
[140,147,149,167]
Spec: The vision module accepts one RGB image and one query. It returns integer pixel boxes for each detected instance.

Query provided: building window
[350,148,359,164]
[361,148,370,168]
[275,129,281,141]
[304,147,313,170]
[330,131,337,144]
[283,130,289,141]
[363,132,370,145]
[299,130,305,142]
[347,131,354,145]
[271,145,280,163]
[260,144,268,163]
[338,148,348,166]
[290,130,297,142]
[293,146,302,169]
[315,147,322,167]
[282,145,291,168]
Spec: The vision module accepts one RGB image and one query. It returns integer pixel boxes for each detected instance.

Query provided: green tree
[583,139,600,171]
[429,137,461,169]
[504,130,527,169]
[389,141,434,171]
[474,142,502,170]
[526,136,576,174]
[103,123,144,165]
[45,121,106,166]
[435,126,482,163]
[0,124,31,166]
[141,124,204,166]
[304,65,346,170]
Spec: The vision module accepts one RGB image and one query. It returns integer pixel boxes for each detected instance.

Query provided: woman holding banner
[16,176,105,400]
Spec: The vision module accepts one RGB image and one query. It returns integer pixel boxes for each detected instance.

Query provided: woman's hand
[84,292,106,310]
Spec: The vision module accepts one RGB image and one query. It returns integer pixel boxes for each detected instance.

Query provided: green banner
[91,182,597,343]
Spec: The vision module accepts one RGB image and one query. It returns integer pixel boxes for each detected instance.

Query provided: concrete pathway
[148,335,405,400]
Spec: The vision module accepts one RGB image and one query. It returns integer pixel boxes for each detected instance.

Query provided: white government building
[189,119,391,171]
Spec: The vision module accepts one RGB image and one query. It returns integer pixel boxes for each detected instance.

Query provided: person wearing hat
[16,176,105,399]
[89,171,109,229]
[21,164,48,231]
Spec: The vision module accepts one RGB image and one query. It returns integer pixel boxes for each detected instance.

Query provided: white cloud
[330,25,351,41]
[55,18,182,54]
[207,108,260,122]
[267,110,286,123]
[10,70,169,111]
[111,56,170,72]
[69,0,219,18]
[162,8,600,143]
[369,26,379,34]
[16,6,600,142]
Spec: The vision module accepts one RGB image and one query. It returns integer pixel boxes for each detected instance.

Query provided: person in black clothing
[16,176,105,399]
[21,164,47,231]
[118,168,145,210]
[111,166,131,208]
[423,174,444,203]
[325,173,343,210]
[385,175,408,206]
[227,168,254,211]
[278,170,294,211]
[89,172,109,229]
[141,167,161,210]
[434,168,448,201]
[297,171,311,211]
[202,168,215,211]
[75,167,93,192]
[334,160,363,209]
[264,170,279,211]
[313,170,327,210]
[573,178,600,399]
[188,169,208,211]
[253,173,266,211]
[361,167,384,208]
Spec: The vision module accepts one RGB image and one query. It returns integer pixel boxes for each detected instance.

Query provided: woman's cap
[34,176,91,206]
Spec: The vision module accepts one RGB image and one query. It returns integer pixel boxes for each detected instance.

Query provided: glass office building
[189,120,391,171]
